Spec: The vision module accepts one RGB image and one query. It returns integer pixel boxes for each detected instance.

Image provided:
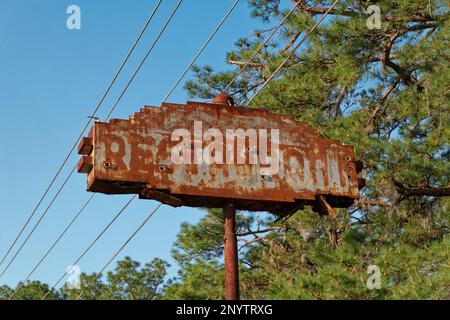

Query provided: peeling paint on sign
[78,101,362,216]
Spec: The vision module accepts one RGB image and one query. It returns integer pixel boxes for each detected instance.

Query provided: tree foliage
[0,281,60,300]
[175,0,449,299]
[1,257,169,300]
[63,257,169,300]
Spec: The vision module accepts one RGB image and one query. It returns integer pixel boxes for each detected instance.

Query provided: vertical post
[223,202,239,300]
[214,92,239,300]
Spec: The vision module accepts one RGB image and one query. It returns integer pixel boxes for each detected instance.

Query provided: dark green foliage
[2,257,169,300]
[62,257,169,300]
[0,281,59,300]
[173,0,449,299]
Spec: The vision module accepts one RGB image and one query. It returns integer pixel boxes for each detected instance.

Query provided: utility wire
[0,0,163,269]
[105,0,185,120]
[0,0,184,278]
[40,195,137,300]
[0,165,78,279]
[8,194,95,300]
[245,0,341,106]
[75,203,162,300]
[223,0,302,92]
[162,0,240,102]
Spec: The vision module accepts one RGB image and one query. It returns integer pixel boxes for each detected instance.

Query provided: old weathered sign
[78,98,362,217]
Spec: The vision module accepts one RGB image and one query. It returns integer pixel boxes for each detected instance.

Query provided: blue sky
[0,0,277,288]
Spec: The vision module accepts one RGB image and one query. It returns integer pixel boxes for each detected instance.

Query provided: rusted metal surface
[78,137,93,155]
[223,202,239,300]
[78,99,362,216]
[77,156,93,174]
[213,92,235,106]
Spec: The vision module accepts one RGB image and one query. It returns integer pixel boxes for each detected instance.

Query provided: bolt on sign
[78,99,363,217]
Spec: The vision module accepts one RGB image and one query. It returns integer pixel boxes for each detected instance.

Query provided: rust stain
[78,98,363,217]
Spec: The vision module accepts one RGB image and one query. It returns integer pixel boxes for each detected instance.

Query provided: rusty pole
[213,92,240,300]
[223,202,240,300]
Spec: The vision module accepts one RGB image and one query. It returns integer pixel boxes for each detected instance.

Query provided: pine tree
[166,0,449,299]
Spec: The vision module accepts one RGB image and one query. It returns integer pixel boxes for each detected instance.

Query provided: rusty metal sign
[78,99,362,216]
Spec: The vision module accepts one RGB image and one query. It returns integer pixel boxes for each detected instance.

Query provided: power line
[75,203,162,300]
[8,194,95,300]
[0,0,185,278]
[0,165,78,279]
[245,0,341,106]
[0,0,163,270]
[40,195,137,300]
[223,0,302,92]
[162,0,241,102]
[105,0,185,120]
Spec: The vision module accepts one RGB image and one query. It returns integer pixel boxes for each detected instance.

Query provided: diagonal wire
[0,165,78,279]
[105,0,185,120]
[245,0,341,106]
[162,0,240,102]
[7,194,95,300]
[223,0,303,92]
[75,203,162,300]
[0,0,163,269]
[40,195,137,300]
[0,0,184,278]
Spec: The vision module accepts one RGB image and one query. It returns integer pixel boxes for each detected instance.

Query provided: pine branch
[366,77,401,131]
[228,59,265,68]
[279,32,301,56]
[237,226,283,237]
[298,5,440,23]
[381,23,437,86]
[392,179,450,204]
[333,85,347,116]
[354,200,393,207]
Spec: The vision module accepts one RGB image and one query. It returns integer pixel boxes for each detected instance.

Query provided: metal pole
[223,202,240,300]
[213,93,239,300]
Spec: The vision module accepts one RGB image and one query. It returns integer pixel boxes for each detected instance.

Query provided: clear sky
[0,0,276,288]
